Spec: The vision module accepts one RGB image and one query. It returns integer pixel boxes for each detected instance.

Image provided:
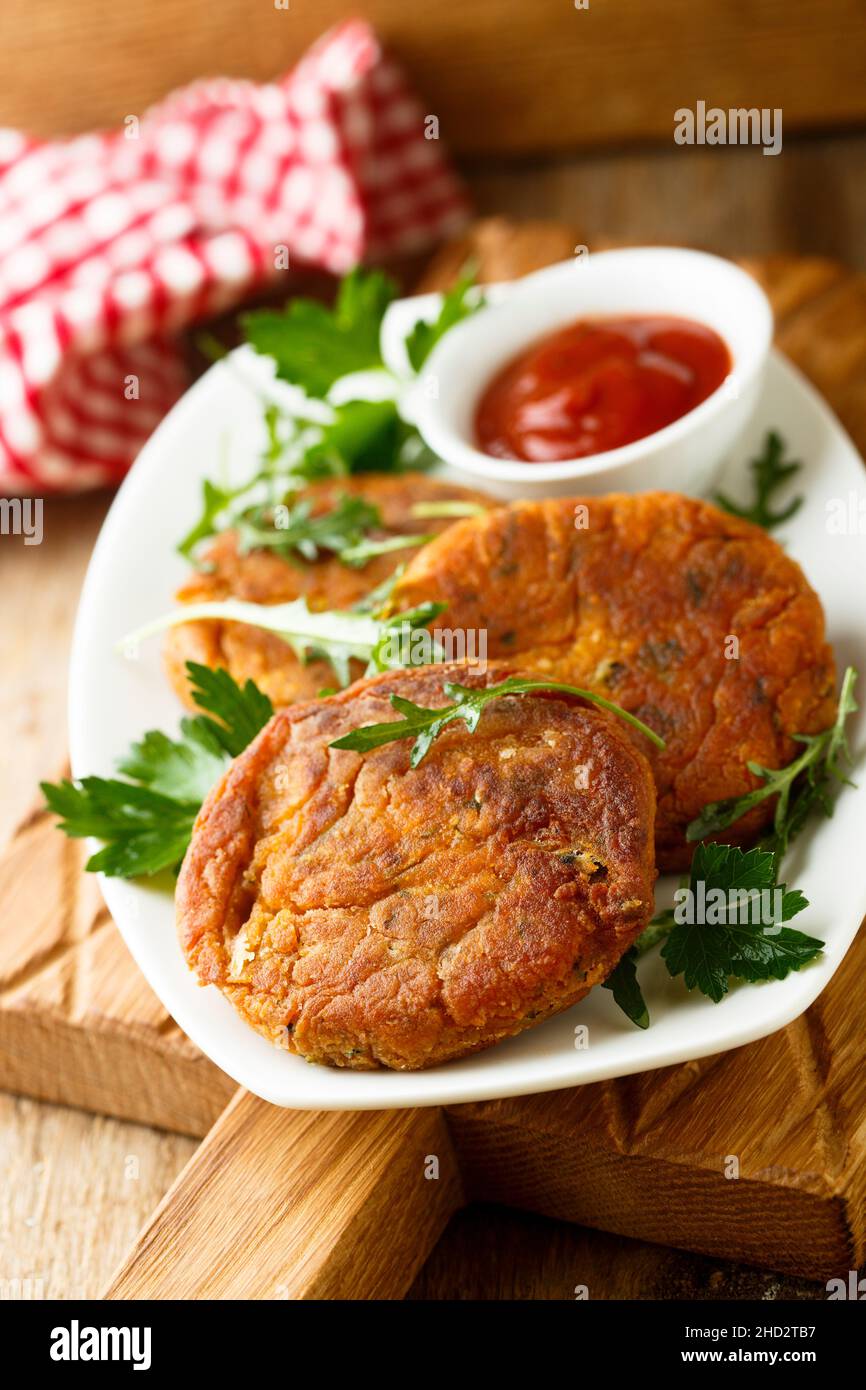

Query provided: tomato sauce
[475,315,731,462]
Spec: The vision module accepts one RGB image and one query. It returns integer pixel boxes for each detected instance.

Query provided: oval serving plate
[69,293,866,1110]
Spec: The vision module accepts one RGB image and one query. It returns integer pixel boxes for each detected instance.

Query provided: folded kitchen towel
[0,19,468,492]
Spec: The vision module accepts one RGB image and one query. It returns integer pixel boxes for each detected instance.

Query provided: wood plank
[0,1088,829,1300]
[466,136,866,274]
[0,1091,195,1300]
[443,922,866,1282]
[0,816,236,1136]
[1,2,865,155]
[104,1092,463,1299]
[0,492,109,850]
[408,1203,824,1301]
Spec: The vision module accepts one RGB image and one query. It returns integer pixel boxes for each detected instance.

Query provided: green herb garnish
[405,263,484,371]
[602,949,649,1030]
[685,666,858,859]
[235,494,382,563]
[292,398,418,481]
[609,842,821,1026]
[119,596,445,690]
[410,500,488,520]
[660,843,819,1003]
[606,670,858,1027]
[244,267,397,398]
[41,664,273,878]
[714,430,804,530]
[329,676,666,766]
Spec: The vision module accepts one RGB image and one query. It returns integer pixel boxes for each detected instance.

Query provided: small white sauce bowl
[408,247,773,500]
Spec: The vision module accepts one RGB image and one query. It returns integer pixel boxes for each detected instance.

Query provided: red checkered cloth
[0,19,469,493]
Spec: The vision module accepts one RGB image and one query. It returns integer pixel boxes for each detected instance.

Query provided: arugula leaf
[339,532,434,569]
[178,478,246,562]
[120,598,445,690]
[177,400,424,564]
[41,663,274,878]
[686,667,858,858]
[660,843,820,1003]
[405,264,483,371]
[410,500,488,520]
[602,949,649,1029]
[329,676,666,767]
[235,494,383,564]
[244,268,396,397]
[714,430,804,530]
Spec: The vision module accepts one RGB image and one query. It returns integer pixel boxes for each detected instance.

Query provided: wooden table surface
[3,136,866,1300]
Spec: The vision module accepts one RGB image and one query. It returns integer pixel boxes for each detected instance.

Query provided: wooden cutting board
[3,220,866,1290]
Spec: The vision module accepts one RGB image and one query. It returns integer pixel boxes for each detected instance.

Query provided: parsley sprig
[329,676,666,766]
[41,664,273,877]
[659,844,816,1001]
[714,430,804,530]
[606,842,820,1027]
[244,267,396,397]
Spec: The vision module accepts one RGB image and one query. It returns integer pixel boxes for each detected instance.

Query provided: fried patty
[164,473,491,710]
[391,493,837,870]
[176,662,656,1070]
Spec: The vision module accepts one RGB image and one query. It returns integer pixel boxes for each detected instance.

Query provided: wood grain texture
[408,1203,825,1301]
[104,1091,463,1299]
[0,1092,195,1300]
[0,816,236,1136]
[2,1,865,155]
[0,493,109,849]
[466,135,866,274]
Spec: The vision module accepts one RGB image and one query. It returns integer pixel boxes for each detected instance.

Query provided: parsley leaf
[41,663,274,878]
[183,662,274,757]
[329,676,666,766]
[602,949,649,1029]
[714,430,804,531]
[293,398,418,480]
[660,842,820,1002]
[686,666,858,858]
[243,268,397,397]
[405,264,484,371]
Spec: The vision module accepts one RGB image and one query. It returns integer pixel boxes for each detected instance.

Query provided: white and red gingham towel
[0,20,469,492]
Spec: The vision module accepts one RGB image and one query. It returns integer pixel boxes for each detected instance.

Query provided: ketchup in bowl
[475,315,731,463]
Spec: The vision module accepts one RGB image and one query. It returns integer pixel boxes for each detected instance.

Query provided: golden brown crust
[164,473,493,709]
[176,662,656,1070]
[392,493,837,871]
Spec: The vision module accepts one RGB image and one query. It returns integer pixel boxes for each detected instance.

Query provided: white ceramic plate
[69,304,866,1110]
